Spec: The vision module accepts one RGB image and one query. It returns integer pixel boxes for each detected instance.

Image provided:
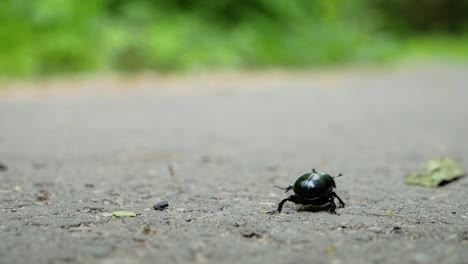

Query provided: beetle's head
[332,173,343,188]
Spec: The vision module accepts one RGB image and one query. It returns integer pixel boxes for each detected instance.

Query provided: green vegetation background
[1,0,468,78]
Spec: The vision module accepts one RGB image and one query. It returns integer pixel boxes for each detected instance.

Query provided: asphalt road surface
[1,64,467,264]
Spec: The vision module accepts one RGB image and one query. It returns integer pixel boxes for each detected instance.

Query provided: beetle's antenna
[333,173,343,178]
[274,185,293,193]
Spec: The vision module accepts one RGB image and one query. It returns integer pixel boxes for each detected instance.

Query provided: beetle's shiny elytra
[268,169,345,214]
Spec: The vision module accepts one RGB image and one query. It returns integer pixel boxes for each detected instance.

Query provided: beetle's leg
[331,192,346,208]
[328,194,336,214]
[274,185,293,193]
[267,195,298,214]
[267,198,288,214]
[328,201,337,214]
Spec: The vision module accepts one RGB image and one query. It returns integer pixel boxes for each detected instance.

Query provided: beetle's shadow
[297,204,330,213]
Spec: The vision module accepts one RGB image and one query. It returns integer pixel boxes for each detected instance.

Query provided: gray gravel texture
[1,65,467,264]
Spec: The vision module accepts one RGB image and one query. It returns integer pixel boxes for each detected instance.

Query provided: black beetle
[268,169,345,214]
[154,201,169,210]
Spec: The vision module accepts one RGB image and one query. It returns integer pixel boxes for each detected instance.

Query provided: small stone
[241,231,262,239]
[194,252,209,263]
[385,210,397,216]
[367,227,383,233]
[167,164,176,177]
[411,253,431,263]
[85,184,94,188]
[143,226,157,235]
[386,226,402,234]
[445,234,458,241]
[0,162,7,171]
[35,190,52,201]
[326,246,337,254]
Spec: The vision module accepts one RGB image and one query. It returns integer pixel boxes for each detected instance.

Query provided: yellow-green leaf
[112,211,137,217]
[405,157,464,187]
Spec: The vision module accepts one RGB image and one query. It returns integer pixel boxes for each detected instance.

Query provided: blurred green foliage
[373,0,468,34]
[1,0,467,77]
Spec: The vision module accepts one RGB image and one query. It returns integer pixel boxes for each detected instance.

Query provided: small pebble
[143,226,157,235]
[167,164,176,177]
[241,231,262,238]
[36,189,52,201]
[154,201,169,210]
[385,210,397,216]
[367,227,383,233]
[386,226,402,234]
[326,246,337,254]
[0,162,7,171]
